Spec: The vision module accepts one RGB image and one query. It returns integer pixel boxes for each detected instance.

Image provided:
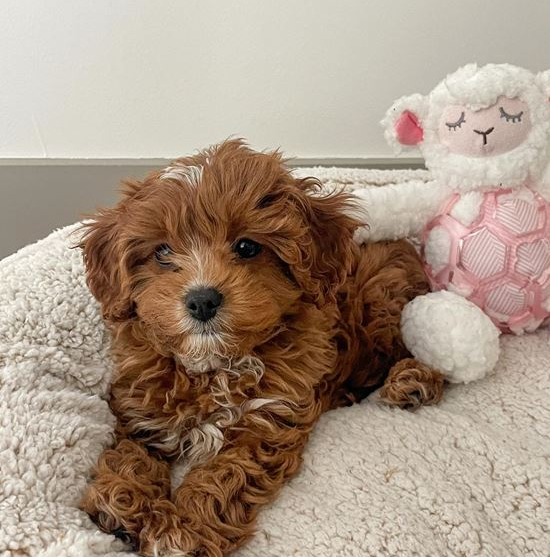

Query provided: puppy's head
[80,140,359,369]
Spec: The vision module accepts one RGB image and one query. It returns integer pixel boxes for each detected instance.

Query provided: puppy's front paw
[81,439,173,546]
[80,483,139,548]
[380,358,444,409]
[143,541,194,557]
[139,522,198,556]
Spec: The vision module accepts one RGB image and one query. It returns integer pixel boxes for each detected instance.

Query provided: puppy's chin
[178,332,233,375]
[181,353,225,375]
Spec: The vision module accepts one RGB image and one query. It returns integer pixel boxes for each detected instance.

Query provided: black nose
[185,287,223,322]
[474,127,495,145]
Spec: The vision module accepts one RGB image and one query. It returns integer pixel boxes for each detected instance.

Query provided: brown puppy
[79,140,443,556]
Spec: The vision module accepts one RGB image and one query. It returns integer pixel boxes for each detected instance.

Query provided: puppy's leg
[337,240,445,407]
[138,420,312,557]
[80,438,171,546]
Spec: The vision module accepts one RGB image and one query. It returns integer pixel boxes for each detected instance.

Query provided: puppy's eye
[154,244,174,267]
[499,107,523,123]
[446,112,466,130]
[234,238,262,259]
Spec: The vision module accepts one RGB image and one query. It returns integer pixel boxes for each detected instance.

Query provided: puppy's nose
[185,287,223,322]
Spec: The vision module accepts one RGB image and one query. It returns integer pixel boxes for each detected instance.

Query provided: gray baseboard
[1,164,158,260]
[0,157,423,259]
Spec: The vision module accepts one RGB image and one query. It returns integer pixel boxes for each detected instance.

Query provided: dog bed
[1,168,549,557]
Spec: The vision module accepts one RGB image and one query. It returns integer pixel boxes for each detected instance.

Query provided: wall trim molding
[0,156,424,169]
[290,157,424,169]
[0,156,424,258]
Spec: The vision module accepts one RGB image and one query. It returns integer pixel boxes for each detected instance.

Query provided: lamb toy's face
[384,64,550,192]
[439,96,531,158]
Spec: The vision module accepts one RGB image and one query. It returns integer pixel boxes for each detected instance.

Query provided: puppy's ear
[79,205,134,322]
[285,178,361,305]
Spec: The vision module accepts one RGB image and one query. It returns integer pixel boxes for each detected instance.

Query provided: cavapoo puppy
[79,139,444,556]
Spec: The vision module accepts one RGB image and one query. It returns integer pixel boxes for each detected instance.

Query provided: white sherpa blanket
[1,168,549,557]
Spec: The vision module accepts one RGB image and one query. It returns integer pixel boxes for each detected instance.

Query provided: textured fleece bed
[0,168,549,557]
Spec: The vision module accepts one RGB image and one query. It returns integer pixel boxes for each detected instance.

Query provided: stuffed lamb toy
[355,63,550,383]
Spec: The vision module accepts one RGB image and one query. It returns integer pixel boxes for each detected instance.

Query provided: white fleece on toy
[353,179,449,242]
[360,64,550,240]
[401,291,501,383]
[383,64,550,191]
[355,63,550,383]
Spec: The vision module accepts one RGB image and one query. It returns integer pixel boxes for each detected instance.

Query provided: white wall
[0,0,549,160]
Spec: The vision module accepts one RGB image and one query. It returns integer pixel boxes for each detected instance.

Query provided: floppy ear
[536,69,550,101]
[79,206,135,322]
[284,178,361,306]
[381,93,428,152]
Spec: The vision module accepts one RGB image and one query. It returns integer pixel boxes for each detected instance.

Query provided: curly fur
[79,139,444,556]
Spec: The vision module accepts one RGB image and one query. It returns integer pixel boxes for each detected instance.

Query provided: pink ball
[423,188,550,334]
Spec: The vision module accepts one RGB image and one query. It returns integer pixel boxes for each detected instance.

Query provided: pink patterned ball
[423,188,550,334]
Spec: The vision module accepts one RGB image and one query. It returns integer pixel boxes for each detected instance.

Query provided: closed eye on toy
[446,112,466,130]
[499,107,523,123]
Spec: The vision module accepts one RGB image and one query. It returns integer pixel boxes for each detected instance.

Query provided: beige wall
[0,0,549,160]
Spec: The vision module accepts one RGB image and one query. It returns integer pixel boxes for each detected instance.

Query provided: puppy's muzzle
[185,287,223,322]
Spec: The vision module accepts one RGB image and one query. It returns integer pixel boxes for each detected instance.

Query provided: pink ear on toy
[394,110,424,145]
